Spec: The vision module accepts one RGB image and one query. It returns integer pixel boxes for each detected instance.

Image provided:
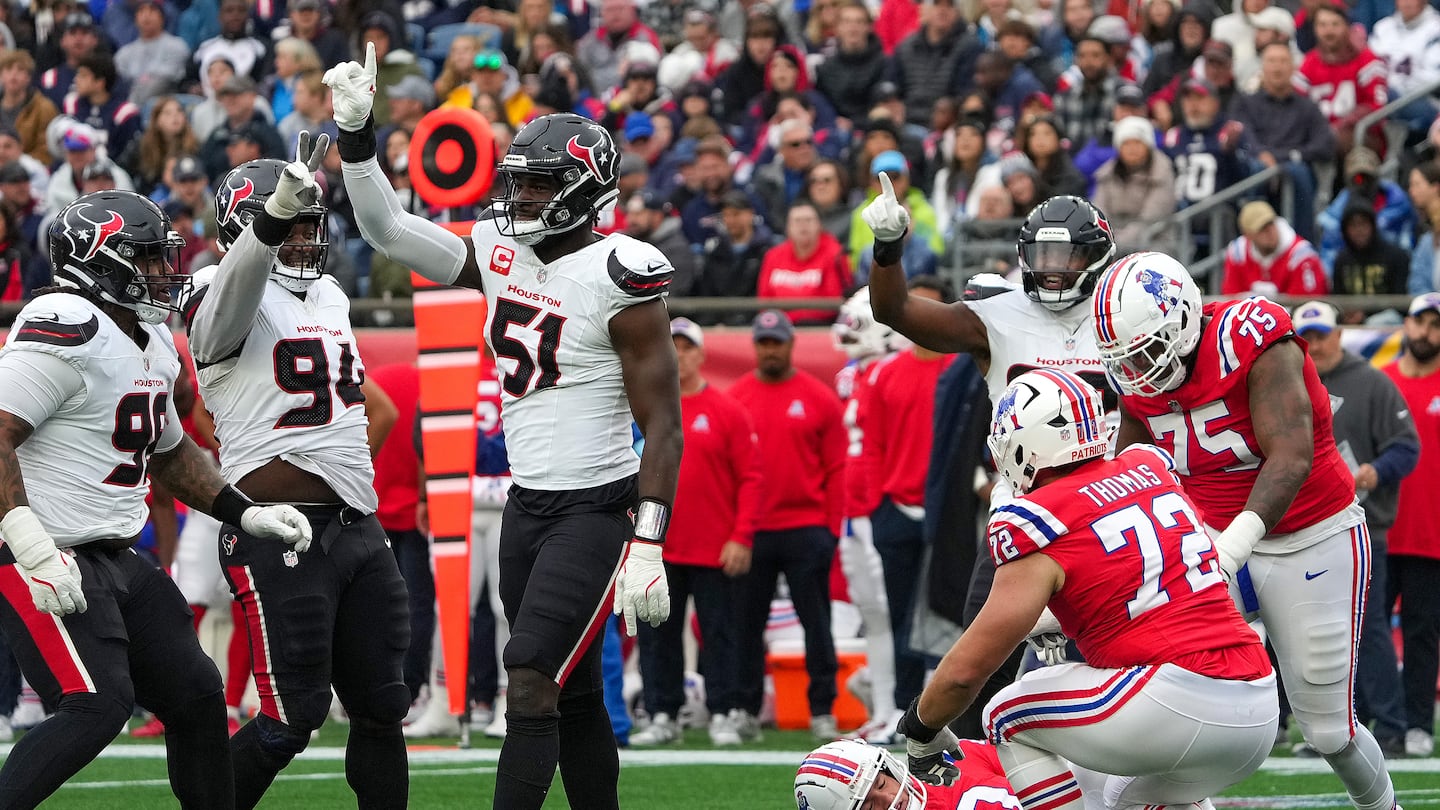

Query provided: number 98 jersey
[187,266,376,512]
[987,445,1263,675]
[470,219,671,490]
[1118,297,1353,535]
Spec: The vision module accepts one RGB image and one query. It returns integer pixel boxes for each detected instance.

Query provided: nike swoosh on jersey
[1304,569,1328,580]
[607,250,673,297]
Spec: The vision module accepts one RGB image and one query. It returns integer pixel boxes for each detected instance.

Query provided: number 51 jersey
[988,444,1267,677]
[470,219,671,490]
[187,266,376,512]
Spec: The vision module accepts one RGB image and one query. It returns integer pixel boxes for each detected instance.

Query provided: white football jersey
[189,267,377,512]
[968,289,1111,508]
[0,293,183,547]
[469,218,671,489]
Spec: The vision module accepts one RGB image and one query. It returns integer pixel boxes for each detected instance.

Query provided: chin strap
[271,271,318,293]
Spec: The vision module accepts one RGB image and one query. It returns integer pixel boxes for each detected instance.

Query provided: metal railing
[1353,77,1440,180]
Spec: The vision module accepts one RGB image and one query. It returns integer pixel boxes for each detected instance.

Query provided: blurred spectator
[1150,38,1238,132]
[1409,162,1440,295]
[0,126,49,203]
[1134,0,1178,75]
[380,74,433,137]
[576,0,662,97]
[758,200,851,324]
[1380,293,1440,760]
[803,0,843,53]
[625,189,698,296]
[360,10,428,128]
[1211,0,1285,85]
[0,199,40,300]
[728,309,846,742]
[1234,8,1298,92]
[39,13,105,107]
[434,35,486,106]
[867,82,929,162]
[191,56,276,143]
[0,51,59,164]
[1163,77,1252,214]
[657,9,737,94]
[715,11,781,129]
[862,275,954,713]
[45,126,135,213]
[876,0,924,54]
[889,0,982,131]
[996,19,1061,92]
[1017,115,1087,198]
[501,0,573,67]
[177,0,219,52]
[682,135,765,248]
[1222,200,1328,296]
[973,51,1045,136]
[719,0,804,48]
[199,75,284,180]
[1367,0,1440,133]
[1331,203,1412,296]
[272,0,350,70]
[815,1,888,122]
[278,71,335,151]
[63,53,143,160]
[696,191,776,322]
[162,198,206,273]
[79,156,121,194]
[441,49,533,129]
[1000,152,1044,217]
[114,0,189,106]
[1086,14,1139,83]
[1318,147,1416,271]
[1093,115,1177,254]
[1055,37,1119,154]
[739,46,836,152]
[1231,41,1335,243]
[1295,2,1387,156]
[102,0,178,50]
[849,150,944,271]
[751,118,819,232]
[592,58,674,134]
[630,318,761,747]
[803,158,855,248]
[1295,301,1415,760]
[120,94,200,196]
[264,38,322,123]
[193,0,269,84]
[930,116,1000,231]
[0,163,44,259]
[1056,0,1099,71]
[1073,80,1149,190]
[157,154,214,223]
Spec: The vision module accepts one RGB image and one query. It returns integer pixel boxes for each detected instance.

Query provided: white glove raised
[612,540,669,636]
[1214,510,1266,580]
[240,505,313,553]
[861,172,911,243]
[322,41,378,132]
[264,131,328,220]
[3,507,86,616]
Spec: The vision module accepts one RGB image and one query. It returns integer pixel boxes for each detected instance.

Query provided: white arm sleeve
[155,389,185,453]
[341,155,468,285]
[188,225,279,364]
[0,351,85,431]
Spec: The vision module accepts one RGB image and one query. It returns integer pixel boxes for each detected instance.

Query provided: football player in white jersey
[325,45,683,810]
[183,137,408,810]
[862,181,1118,736]
[0,190,309,808]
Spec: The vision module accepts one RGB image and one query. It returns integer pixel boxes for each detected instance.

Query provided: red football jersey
[1118,298,1354,534]
[988,445,1269,677]
[1294,49,1388,124]
[838,358,883,519]
[923,740,1022,810]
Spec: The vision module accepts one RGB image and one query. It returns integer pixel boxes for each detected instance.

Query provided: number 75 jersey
[1117,298,1353,535]
[470,219,672,490]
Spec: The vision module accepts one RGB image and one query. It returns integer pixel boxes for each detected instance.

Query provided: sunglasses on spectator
[474,53,503,70]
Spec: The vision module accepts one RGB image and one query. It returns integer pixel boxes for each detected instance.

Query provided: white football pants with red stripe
[984,662,1278,810]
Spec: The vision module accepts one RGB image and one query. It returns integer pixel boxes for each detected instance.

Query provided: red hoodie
[757,232,852,325]
[862,350,954,508]
[666,384,765,567]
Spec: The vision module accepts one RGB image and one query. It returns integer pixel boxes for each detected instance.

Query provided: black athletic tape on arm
[337,116,377,163]
[251,210,293,246]
[213,484,255,527]
[897,697,942,744]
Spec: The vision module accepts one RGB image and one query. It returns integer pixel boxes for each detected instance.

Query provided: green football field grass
[7,721,1439,809]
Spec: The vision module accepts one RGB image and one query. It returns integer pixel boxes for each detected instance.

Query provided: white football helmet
[1091,251,1204,397]
[795,739,926,810]
[989,369,1109,495]
[832,287,897,361]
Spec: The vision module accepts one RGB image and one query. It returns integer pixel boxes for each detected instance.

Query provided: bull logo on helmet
[220,177,255,227]
[73,207,126,262]
[566,127,617,186]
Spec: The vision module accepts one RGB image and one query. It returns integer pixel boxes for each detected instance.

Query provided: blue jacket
[1410,231,1436,295]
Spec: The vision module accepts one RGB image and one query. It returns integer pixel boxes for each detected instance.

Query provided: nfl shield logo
[1065,337,1077,351]
[283,550,299,568]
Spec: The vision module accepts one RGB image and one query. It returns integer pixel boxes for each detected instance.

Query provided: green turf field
[7,721,1438,809]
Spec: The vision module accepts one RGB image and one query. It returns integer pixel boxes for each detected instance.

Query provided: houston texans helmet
[1016,196,1116,312]
[989,369,1109,495]
[1091,251,1204,397]
[495,113,620,245]
[48,190,188,324]
[795,740,927,810]
[215,158,328,285]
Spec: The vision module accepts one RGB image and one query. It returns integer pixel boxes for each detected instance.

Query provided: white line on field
[61,767,497,791]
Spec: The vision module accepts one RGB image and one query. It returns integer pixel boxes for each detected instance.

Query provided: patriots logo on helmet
[995,386,1021,431]
[221,177,255,226]
[566,129,617,185]
[74,208,126,262]
[1136,268,1181,314]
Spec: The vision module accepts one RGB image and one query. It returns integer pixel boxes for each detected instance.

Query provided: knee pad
[1298,618,1353,687]
[506,668,560,716]
[59,691,133,739]
[345,681,412,728]
[156,687,226,731]
[502,631,546,675]
[253,712,313,758]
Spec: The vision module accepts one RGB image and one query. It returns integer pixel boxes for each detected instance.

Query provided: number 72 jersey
[1117,297,1354,535]
[470,218,672,490]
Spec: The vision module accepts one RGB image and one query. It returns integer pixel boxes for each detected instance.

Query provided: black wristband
[897,697,941,744]
[337,116,377,164]
[873,233,907,268]
[213,484,255,527]
[251,210,292,246]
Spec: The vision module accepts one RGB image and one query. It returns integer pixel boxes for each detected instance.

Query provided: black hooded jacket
[1142,2,1214,97]
[1332,204,1411,295]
